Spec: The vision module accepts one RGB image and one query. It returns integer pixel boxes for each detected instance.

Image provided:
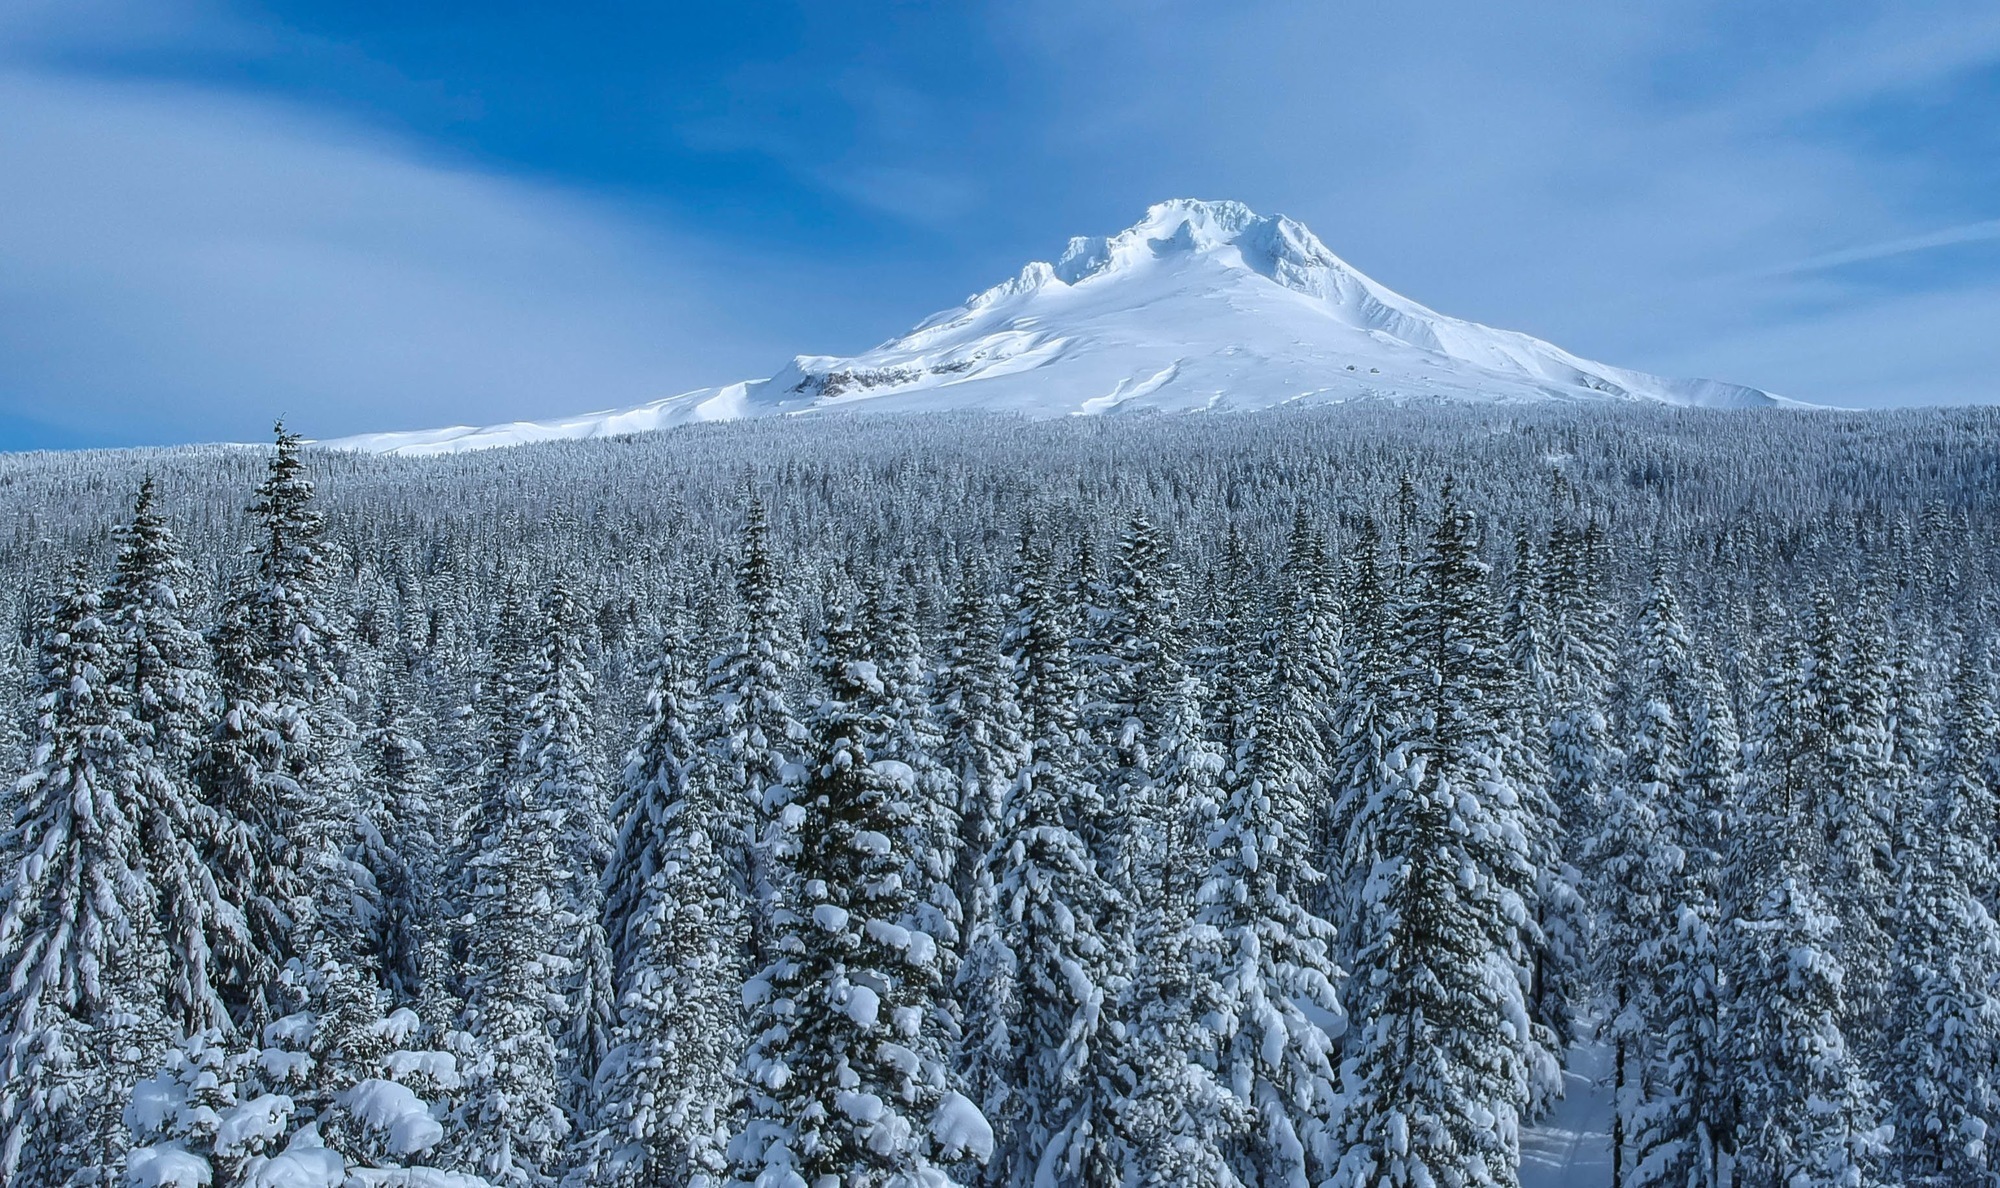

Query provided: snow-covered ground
[1522,1044,1614,1188]
[328,199,1798,456]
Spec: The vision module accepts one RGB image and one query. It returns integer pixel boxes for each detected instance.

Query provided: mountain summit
[331,199,1795,455]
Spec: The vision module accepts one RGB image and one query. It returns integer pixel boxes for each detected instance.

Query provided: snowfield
[1521,1045,1615,1188]
[328,199,1799,455]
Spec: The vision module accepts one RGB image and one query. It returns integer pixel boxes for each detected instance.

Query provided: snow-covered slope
[329,199,1797,455]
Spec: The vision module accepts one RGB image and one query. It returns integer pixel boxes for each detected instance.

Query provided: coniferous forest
[3,404,1999,1188]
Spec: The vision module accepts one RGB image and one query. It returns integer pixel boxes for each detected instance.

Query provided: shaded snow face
[328,198,1796,456]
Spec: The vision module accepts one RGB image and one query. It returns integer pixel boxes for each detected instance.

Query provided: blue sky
[2,0,1997,448]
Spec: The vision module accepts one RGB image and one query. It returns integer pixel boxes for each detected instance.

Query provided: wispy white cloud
[1746,219,2000,278]
[0,69,804,446]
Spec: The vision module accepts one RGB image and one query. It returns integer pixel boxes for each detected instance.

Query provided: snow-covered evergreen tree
[1615,574,1733,1188]
[729,600,982,1187]
[1197,681,1344,1187]
[198,423,370,1027]
[1724,842,1886,1188]
[1332,490,1533,1188]
[1590,571,1693,1186]
[863,579,964,1026]
[1325,517,1400,962]
[1883,652,2000,1188]
[936,574,1026,1181]
[572,637,746,1188]
[0,569,173,1183]
[105,478,248,1038]
[123,1006,486,1188]
[526,583,614,1127]
[1123,670,1237,1188]
[1808,593,1901,1055]
[455,739,570,1187]
[700,498,805,962]
[989,533,1127,1188]
[362,679,454,1024]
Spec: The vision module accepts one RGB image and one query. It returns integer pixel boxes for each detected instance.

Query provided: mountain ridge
[328,199,1800,455]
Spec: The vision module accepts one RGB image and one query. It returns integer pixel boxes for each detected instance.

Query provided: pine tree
[1725,839,1886,1188]
[1332,490,1533,1188]
[937,574,1027,1179]
[729,601,979,1187]
[934,573,1024,945]
[1884,653,2000,1187]
[476,579,539,805]
[1325,517,1399,963]
[990,533,1127,1188]
[1810,593,1900,1055]
[1620,575,1731,1188]
[864,578,964,1030]
[1635,903,1729,1188]
[525,583,614,1127]
[1543,515,1617,838]
[573,638,746,1188]
[362,678,454,1023]
[104,478,248,1038]
[0,570,173,1183]
[456,733,571,1187]
[1078,516,1185,910]
[700,499,805,962]
[1501,530,1584,1119]
[1123,671,1237,1187]
[198,423,370,1027]
[123,1007,480,1186]
[1198,685,1344,1187]
[1537,512,1616,1112]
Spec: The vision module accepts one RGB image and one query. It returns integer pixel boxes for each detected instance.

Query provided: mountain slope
[329,199,1796,455]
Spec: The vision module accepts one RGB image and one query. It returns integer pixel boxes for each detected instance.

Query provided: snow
[125,1071,182,1134]
[382,1048,459,1085]
[844,983,881,1028]
[217,1093,296,1154]
[371,1007,423,1045]
[1519,1044,1613,1188]
[244,1126,345,1188]
[323,199,1803,456]
[340,1078,446,1154]
[126,1142,213,1188]
[932,1091,995,1162]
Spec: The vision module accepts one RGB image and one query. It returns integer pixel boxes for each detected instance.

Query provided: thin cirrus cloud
[1749,220,2000,278]
[0,70,799,449]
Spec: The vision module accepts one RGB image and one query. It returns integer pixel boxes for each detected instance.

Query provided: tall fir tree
[361,678,454,1024]
[1809,593,1900,1060]
[456,704,572,1187]
[522,583,615,1128]
[989,531,1128,1188]
[1591,572,1693,1188]
[1724,834,1886,1188]
[700,498,805,968]
[1333,490,1534,1188]
[729,601,978,1187]
[104,479,248,1038]
[1621,575,1732,1188]
[198,423,371,1027]
[0,570,173,1184]
[1123,670,1237,1188]
[937,574,1028,1177]
[573,636,746,1188]
[1884,652,2000,1187]
[1197,683,1344,1188]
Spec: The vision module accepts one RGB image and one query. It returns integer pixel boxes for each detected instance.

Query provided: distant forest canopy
[0,403,1997,1188]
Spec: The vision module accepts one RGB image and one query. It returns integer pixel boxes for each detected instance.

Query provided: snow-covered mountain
[329,199,1796,455]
